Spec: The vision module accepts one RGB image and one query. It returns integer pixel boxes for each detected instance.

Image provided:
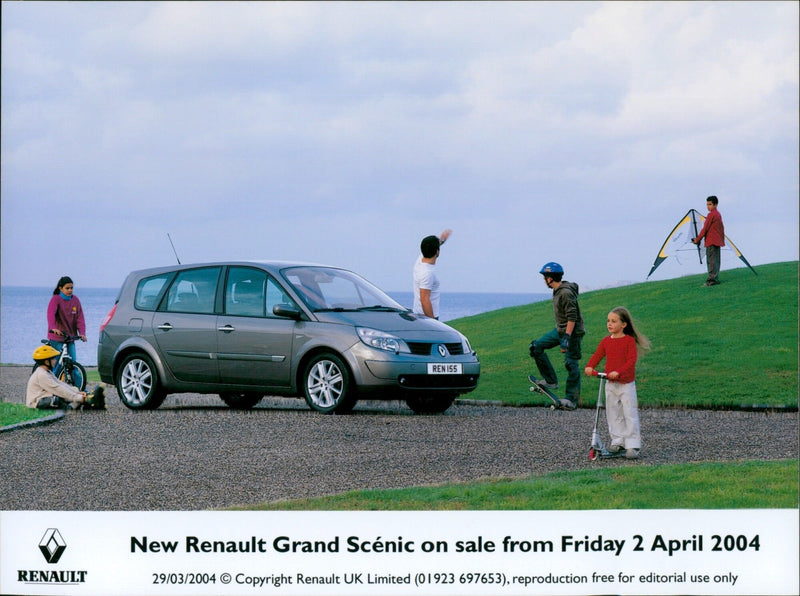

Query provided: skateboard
[528,375,576,410]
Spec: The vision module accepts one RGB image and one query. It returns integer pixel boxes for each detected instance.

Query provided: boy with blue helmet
[529,262,585,408]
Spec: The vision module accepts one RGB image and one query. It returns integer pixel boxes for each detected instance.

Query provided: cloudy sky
[2,1,797,294]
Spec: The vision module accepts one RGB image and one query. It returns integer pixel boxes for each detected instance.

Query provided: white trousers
[605,380,641,450]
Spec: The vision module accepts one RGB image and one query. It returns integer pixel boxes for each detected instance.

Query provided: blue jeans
[50,340,77,362]
[531,328,582,402]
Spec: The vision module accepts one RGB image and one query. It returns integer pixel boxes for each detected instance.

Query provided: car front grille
[406,342,465,356]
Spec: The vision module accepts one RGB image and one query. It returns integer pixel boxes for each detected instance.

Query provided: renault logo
[39,529,67,564]
[437,344,448,358]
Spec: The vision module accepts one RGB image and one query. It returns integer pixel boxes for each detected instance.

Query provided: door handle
[218,325,235,333]
[157,323,173,331]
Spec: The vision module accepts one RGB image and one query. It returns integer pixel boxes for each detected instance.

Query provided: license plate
[427,363,463,374]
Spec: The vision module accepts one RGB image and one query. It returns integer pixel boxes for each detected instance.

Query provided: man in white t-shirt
[412,229,451,319]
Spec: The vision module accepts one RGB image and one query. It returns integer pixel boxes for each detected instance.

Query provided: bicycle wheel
[59,362,87,391]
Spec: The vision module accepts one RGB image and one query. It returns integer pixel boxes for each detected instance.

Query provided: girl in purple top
[47,276,87,361]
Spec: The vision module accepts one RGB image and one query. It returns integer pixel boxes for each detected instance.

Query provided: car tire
[405,393,456,414]
[116,353,166,410]
[302,353,357,414]
[219,392,263,409]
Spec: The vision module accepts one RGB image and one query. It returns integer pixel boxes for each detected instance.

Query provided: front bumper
[363,359,480,393]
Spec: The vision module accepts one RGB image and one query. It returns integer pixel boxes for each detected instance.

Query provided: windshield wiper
[314,305,407,313]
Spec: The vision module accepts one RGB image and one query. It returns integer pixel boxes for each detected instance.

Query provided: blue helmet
[539,262,564,275]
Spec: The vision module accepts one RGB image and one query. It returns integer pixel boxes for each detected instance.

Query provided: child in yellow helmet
[26,345,104,409]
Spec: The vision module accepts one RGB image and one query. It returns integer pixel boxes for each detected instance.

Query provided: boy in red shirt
[692,195,725,286]
[585,307,650,460]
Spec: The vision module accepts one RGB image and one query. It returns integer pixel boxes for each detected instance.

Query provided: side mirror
[273,303,303,320]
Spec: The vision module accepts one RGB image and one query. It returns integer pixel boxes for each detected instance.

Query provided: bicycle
[40,334,87,391]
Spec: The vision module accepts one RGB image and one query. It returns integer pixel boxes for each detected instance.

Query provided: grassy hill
[451,261,798,409]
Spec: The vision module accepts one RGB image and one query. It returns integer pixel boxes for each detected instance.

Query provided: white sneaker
[625,448,639,460]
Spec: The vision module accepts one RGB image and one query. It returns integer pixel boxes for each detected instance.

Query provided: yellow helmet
[33,345,61,362]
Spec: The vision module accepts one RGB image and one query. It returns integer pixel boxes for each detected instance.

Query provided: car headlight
[357,327,410,354]
[460,333,474,355]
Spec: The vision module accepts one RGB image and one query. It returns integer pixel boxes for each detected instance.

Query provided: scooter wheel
[589,448,598,461]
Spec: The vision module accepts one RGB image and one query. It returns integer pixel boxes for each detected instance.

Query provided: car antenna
[167,233,181,264]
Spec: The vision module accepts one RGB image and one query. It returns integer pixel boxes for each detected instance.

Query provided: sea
[0,287,548,366]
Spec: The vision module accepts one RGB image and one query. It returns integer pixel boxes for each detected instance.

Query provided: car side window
[165,267,221,314]
[225,267,296,318]
[265,277,294,317]
[225,267,267,317]
[135,274,171,311]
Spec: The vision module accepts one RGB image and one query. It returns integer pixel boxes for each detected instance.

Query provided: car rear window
[135,274,171,311]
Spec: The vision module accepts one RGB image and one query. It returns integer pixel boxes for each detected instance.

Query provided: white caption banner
[1,509,798,596]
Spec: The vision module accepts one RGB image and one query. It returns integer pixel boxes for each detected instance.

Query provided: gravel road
[1,365,797,511]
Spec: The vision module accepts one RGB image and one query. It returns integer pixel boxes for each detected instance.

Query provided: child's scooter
[588,372,626,461]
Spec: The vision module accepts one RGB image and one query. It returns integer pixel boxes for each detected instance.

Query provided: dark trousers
[531,328,582,401]
[706,245,721,283]
[36,396,69,409]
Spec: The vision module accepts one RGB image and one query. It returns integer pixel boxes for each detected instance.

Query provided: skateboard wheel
[549,404,555,410]
[589,448,598,461]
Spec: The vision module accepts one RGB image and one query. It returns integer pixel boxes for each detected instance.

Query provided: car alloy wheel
[117,353,165,410]
[303,353,355,414]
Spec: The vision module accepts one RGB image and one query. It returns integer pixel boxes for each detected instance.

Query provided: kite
[647,209,757,279]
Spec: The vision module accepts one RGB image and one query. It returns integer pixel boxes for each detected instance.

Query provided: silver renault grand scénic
[97,261,480,414]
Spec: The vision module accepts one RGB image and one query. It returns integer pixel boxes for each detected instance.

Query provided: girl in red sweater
[585,307,650,459]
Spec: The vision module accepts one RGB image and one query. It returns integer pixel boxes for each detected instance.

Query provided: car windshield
[281,266,407,313]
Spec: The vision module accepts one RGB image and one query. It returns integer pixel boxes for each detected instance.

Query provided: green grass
[232,460,798,510]
[451,261,798,408]
[0,402,55,426]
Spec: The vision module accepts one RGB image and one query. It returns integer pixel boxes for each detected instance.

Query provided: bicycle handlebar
[42,333,84,344]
